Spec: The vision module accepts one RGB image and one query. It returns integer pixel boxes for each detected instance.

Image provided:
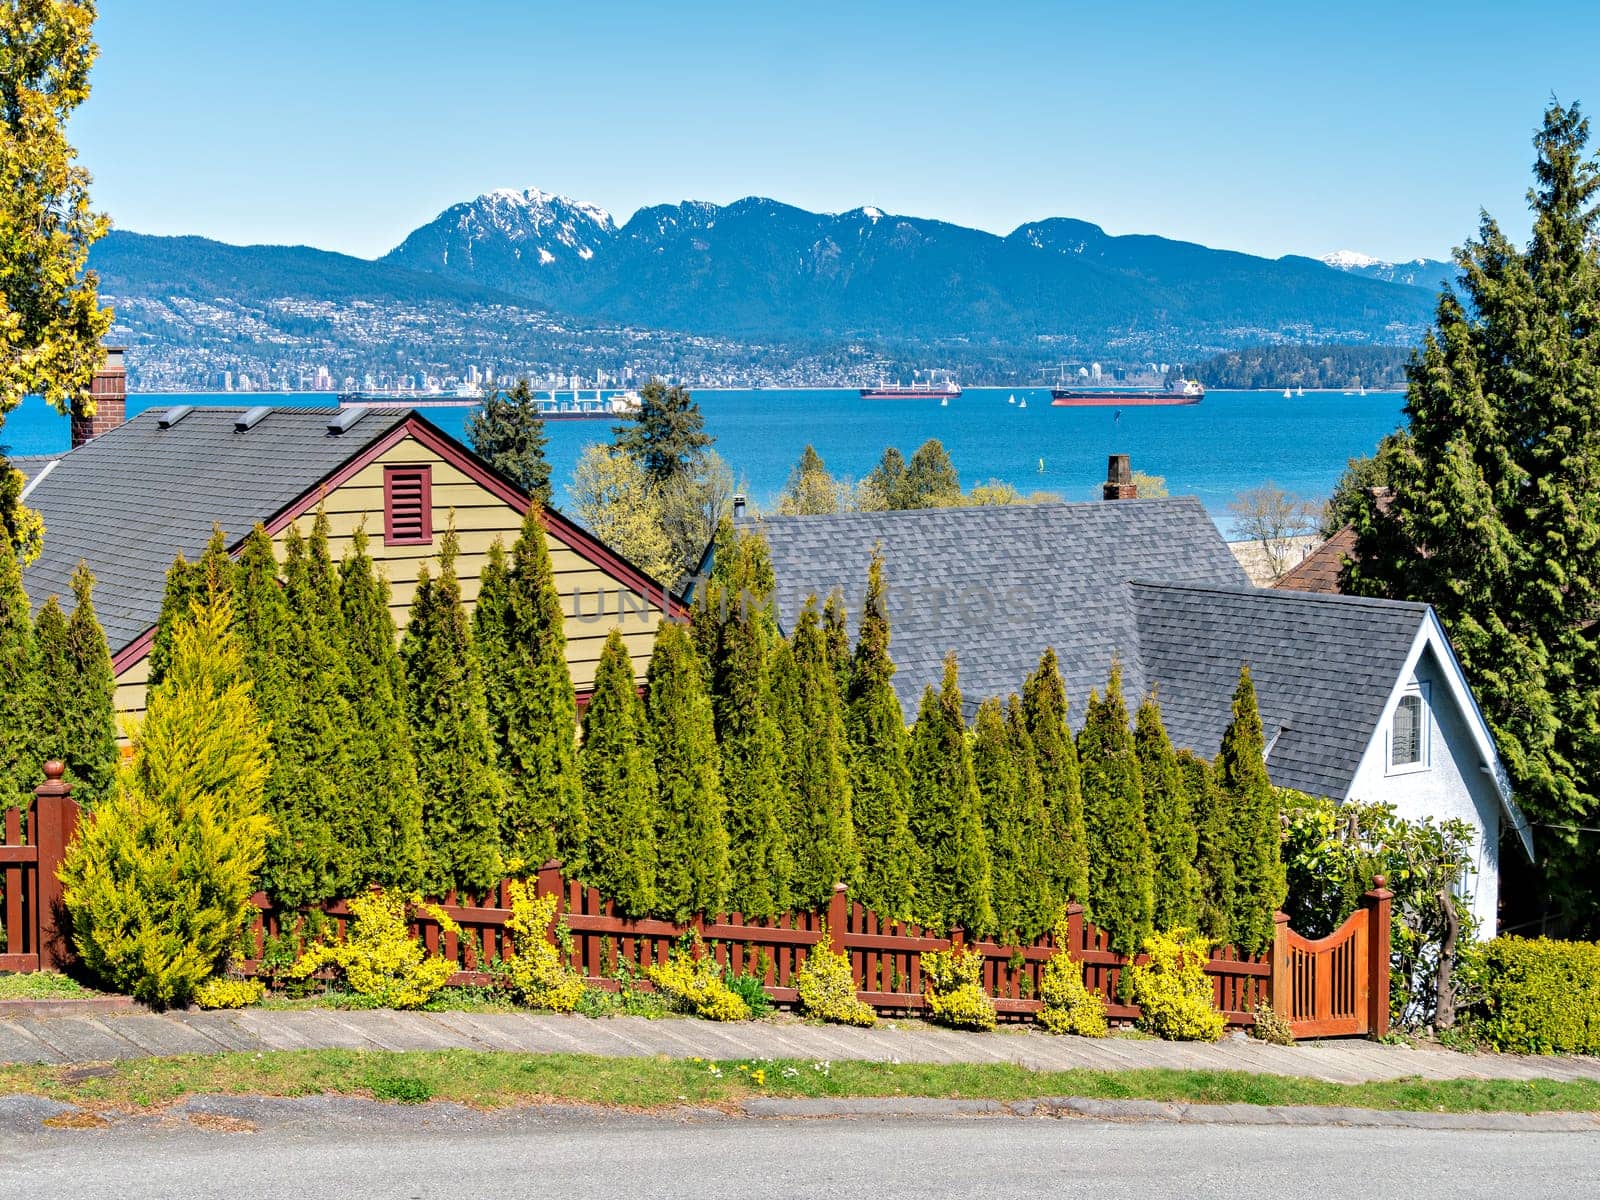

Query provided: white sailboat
[1019,398,1027,408]
[1008,393,1016,405]
[1296,386,1305,397]
[1283,388,1292,398]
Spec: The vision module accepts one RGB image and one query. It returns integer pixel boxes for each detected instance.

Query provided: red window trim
[383,465,433,546]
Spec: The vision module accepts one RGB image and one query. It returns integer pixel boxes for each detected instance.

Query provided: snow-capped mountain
[385,188,617,285]
[1321,250,1454,289]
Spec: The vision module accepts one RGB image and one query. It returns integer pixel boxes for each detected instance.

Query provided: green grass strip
[2,1050,1598,1114]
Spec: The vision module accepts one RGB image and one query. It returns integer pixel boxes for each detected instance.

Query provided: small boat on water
[1051,378,1204,407]
[859,380,962,400]
[1283,388,1292,398]
[1296,387,1305,397]
[1008,394,1016,405]
[536,389,642,421]
[1018,398,1027,408]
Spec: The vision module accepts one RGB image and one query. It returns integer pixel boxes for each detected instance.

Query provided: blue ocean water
[2,388,1406,534]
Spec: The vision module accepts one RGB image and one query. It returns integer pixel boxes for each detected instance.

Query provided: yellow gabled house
[17,403,681,730]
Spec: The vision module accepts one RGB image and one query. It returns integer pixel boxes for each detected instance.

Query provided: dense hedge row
[1472,936,1600,1055]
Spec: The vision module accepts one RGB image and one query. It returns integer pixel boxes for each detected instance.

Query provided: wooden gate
[1274,878,1392,1039]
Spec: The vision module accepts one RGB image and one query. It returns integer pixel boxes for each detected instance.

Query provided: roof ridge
[1129,577,1431,614]
[751,495,1208,523]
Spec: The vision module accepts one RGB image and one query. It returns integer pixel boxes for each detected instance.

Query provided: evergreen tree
[338,525,425,891]
[776,444,844,515]
[645,619,728,920]
[612,377,713,487]
[1217,664,1285,955]
[845,552,916,921]
[1022,648,1090,907]
[860,447,907,511]
[466,379,552,505]
[973,695,1053,942]
[1005,694,1060,941]
[148,527,234,687]
[906,654,994,935]
[1348,102,1600,926]
[784,600,858,911]
[232,525,290,728]
[0,532,35,801]
[401,524,507,895]
[821,588,852,704]
[899,440,963,509]
[1077,663,1153,966]
[30,564,117,806]
[1179,748,1235,944]
[1135,692,1201,932]
[25,596,66,790]
[579,628,656,915]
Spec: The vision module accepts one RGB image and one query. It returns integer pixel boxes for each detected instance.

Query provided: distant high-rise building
[1090,362,1102,381]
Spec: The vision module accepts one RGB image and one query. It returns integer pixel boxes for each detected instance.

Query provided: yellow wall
[112,434,672,730]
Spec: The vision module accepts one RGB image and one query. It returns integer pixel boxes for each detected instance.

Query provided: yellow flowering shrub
[193,977,266,1010]
[501,882,585,1012]
[1127,928,1226,1042]
[921,945,996,1031]
[646,940,752,1021]
[289,890,457,1010]
[1037,910,1108,1036]
[795,934,876,1027]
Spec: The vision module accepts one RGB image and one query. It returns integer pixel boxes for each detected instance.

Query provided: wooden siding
[111,435,674,728]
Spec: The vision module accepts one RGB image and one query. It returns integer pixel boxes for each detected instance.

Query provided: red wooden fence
[0,764,78,972]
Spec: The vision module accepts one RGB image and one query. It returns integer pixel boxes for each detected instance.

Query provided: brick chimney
[70,346,127,448]
[1103,453,1138,500]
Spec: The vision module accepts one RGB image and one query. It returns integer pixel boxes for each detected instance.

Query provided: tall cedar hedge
[1135,692,1201,932]
[400,524,506,895]
[1179,748,1236,945]
[845,552,916,922]
[906,653,994,935]
[579,628,657,915]
[783,600,858,911]
[1077,663,1153,965]
[1022,649,1090,909]
[974,695,1056,942]
[644,619,729,920]
[29,565,117,806]
[1218,664,1286,955]
[338,525,425,890]
[1005,694,1061,941]
[476,508,586,869]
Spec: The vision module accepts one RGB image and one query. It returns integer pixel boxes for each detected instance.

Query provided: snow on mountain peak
[476,187,614,230]
[861,206,884,222]
[1321,249,1387,270]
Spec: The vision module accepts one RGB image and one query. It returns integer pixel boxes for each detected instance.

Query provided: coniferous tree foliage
[860,447,908,510]
[1348,102,1600,927]
[821,589,852,704]
[148,527,234,687]
[0,532,35,801]
[844,552,916,921]
[644,619,728,920]
[906,654,994,936]
[1178,748,1235,945]
[400,523,506,895]
[900,440,963,509]
[25,595,66,787]
[1217,665,1286,955]
[579,628,657,915]
[1135,693,1201,933]
[612,377,713,487]
[30,564,117,806]
[1022,648,1090,908]
[776,445,845,515]
[232,525,290,727]
[1005,694,1061,941]
[466,379,552,505]
[1077,664,1154,965]
[973,695,1055,942]
[475,508,586,869]
[337,525,425,891]
[784,600,858,911]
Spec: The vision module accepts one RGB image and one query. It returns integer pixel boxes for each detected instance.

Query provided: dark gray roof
[20,406,411,652]
[7,454,56,479]
[748,498,1432,798]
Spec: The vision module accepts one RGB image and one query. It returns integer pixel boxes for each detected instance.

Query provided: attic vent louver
[328,407,367,434]
[234,405,271,432]
[157,404,194,429]
[383,465,432,546]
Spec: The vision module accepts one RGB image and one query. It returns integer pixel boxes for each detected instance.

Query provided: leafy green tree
[783,600,857,911]
[568,444,678,584]
[1135,693,1200,932]
[338,525,425,891]
[466,379,552,505]
[906,654,994,935]
[1077,663,1153,966]
[1022,648,1090,907]
[776,444,845,515]
[60,589,271,1008]
[644,619,728,920]
[400,525,507,895]
[475,508,586,870]
[579,628,656,915]
[1178,749,1235,944]
[656,448,735,584]
[899,439,963,509]
[1005,694,1061,941]
[30,563,117,806]
[612,377,713,487]
[0,531,34,801]
[845,552,915,921]
[1,459,41,566]
[1348,102,1600,927]
[1217,665,1286,954]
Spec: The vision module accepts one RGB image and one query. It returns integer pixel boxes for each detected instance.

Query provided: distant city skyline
[72,1,1599,263]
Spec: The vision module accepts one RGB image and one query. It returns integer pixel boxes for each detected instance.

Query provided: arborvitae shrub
[0,532,33,803]
[845,552,915,922]
[60,592,272,1008]
[1004,694,1060,941]
[1135,693,1201,932]
[1179,749,1236,945]
[1023,649,1089,909]
[1218,665,1286,955]
[1077,663,1153,967]
[644,619,729,920]
[782,600,857,912]
[28,566,116,806]
[579,628,657,916]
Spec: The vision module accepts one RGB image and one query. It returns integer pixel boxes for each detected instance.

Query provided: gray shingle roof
[749,498,1431,798]
[20,406,411,653]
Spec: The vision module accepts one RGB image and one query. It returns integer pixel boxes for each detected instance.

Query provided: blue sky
[72,1,1599,262]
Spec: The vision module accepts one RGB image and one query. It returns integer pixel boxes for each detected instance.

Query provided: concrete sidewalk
[3,1008,1598,1084]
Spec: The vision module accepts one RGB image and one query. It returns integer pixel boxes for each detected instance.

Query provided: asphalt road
[3,1104,1598,1200]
